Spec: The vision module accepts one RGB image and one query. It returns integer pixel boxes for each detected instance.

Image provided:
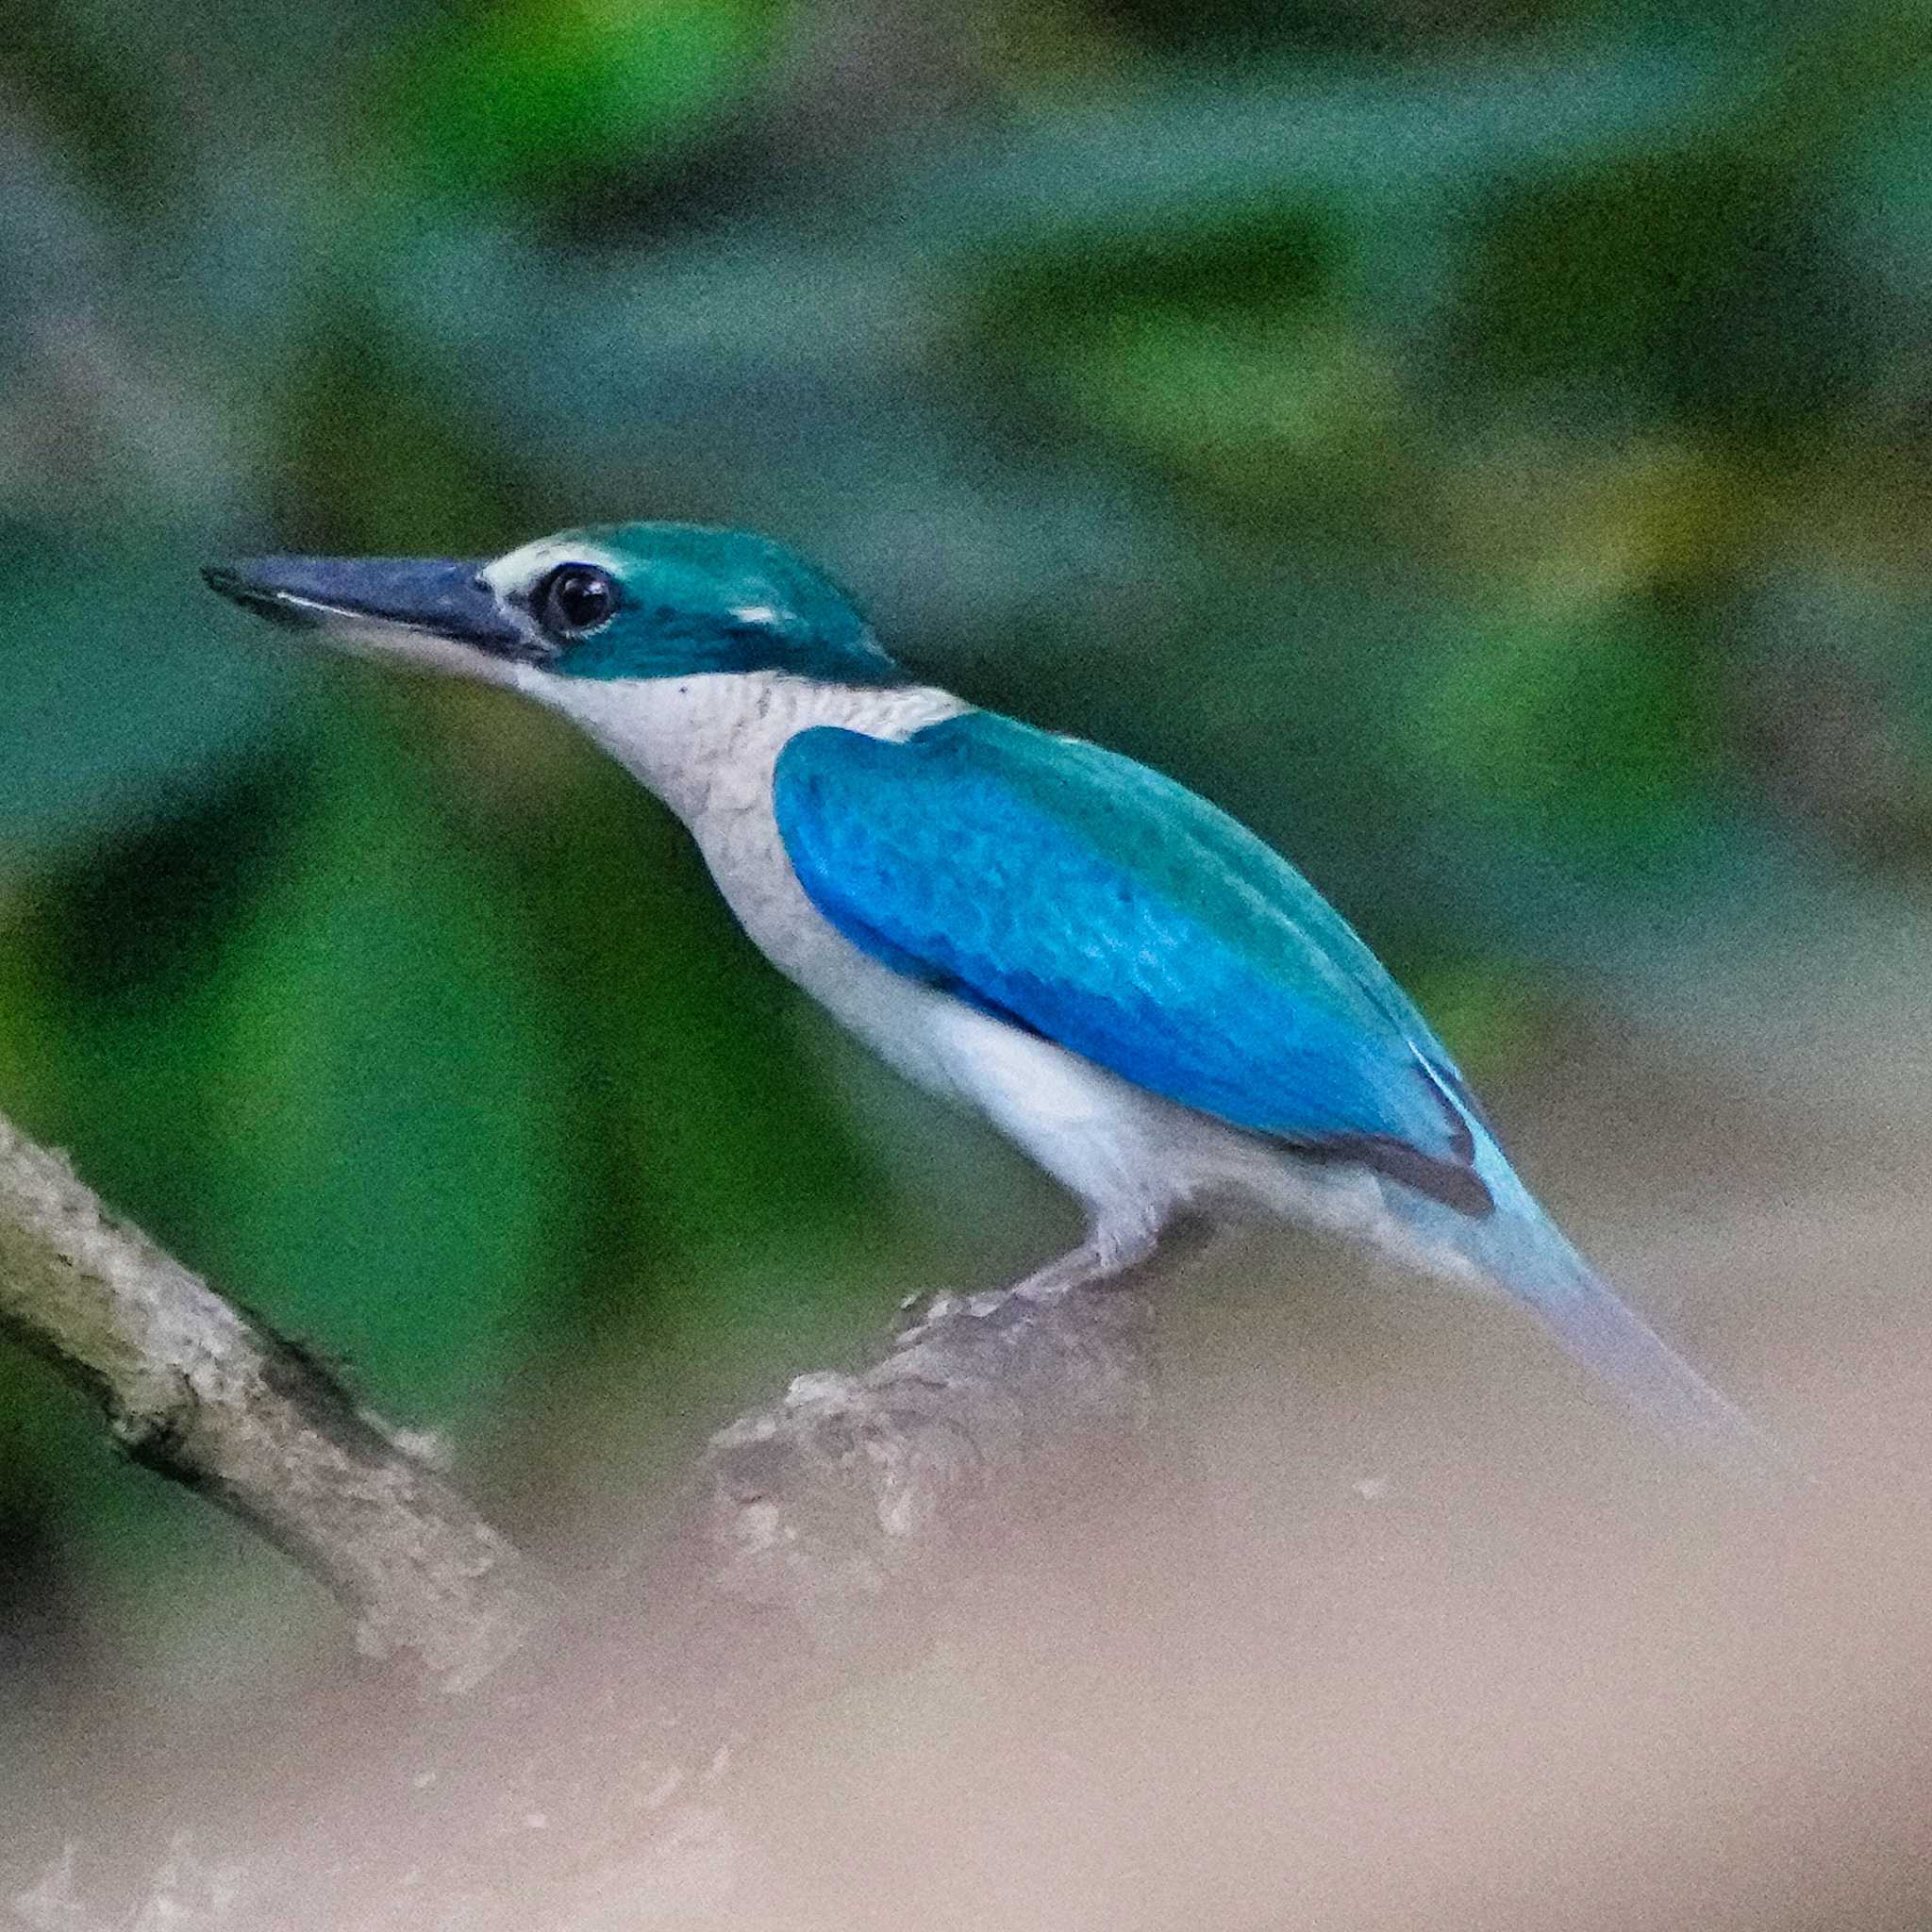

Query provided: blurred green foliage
[3,0,1931,1778]
[394,0,781,202]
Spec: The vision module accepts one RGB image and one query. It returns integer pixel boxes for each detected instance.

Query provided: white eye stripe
[484,537,627,603]
[729,604,780,626]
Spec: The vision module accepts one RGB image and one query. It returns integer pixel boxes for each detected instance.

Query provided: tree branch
[700,1265,1163,1625]
[1,1109,1183,1926]
[0,1110,555,1691]
[224,1256,1179,1929]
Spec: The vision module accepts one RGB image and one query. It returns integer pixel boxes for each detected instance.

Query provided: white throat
[522,667,969,826]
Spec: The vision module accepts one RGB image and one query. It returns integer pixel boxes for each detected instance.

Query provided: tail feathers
[1418,1160,1796,1479]
[1527,1263,1794,1481]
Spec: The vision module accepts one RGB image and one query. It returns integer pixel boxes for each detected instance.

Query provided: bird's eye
[537,565,617,635]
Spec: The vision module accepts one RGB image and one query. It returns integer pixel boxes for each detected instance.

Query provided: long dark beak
[202,555,540,662]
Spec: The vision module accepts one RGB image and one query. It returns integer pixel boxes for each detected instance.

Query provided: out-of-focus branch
[1,1104,1182,1926]
[0,1111,555,1692]
[258,1254,1179,1931]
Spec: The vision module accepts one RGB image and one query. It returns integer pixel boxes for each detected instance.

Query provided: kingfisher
[205,522,1777,1468]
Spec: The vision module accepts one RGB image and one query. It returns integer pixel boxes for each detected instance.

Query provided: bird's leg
[1001,1224,1159,1304]
[1004,1207,1231,1305]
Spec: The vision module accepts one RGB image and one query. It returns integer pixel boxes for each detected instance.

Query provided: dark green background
[2,0,1928,1801]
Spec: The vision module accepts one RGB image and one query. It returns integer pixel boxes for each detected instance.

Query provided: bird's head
[203,522,906,691]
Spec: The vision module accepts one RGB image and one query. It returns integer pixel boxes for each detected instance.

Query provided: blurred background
[4,0,1932,1898]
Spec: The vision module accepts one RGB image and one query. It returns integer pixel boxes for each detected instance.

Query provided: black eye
[537,565,617,635]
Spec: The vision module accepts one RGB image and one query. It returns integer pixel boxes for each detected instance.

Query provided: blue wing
[773,710,1491,1214]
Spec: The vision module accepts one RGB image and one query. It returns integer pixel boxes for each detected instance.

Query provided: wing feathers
[774,710,1492,1211]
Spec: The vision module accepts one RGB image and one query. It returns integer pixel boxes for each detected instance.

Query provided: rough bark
[0,1110,556,1692]
[700,1262,1163,1624]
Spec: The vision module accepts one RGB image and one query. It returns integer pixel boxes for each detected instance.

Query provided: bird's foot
[999,1234,1144,1305]
[895,1214,1224,1343]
